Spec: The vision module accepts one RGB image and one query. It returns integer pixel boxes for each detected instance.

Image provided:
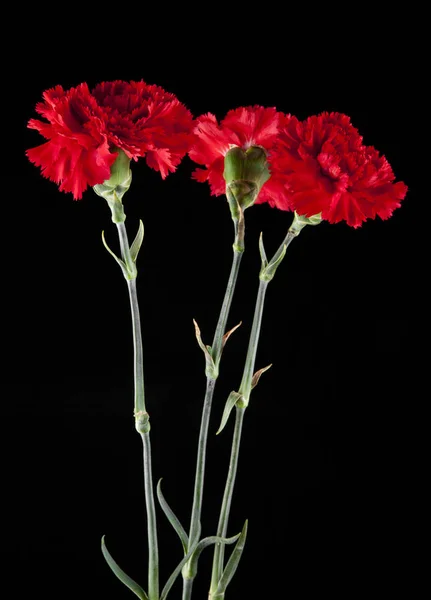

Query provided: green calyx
[93,149,132,223]
[289,211,322,235]
[224,146,270,210]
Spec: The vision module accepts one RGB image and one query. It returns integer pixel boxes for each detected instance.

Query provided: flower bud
[223,146,270,210]
[93,149,132,223]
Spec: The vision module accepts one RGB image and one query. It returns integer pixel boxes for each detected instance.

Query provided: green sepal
[101,535,149,600]
[101,230,128,277]
[289,211,322,236]
[227,180,258,211]
[157,479,189,553]
[224,146,270,210]
[225,186,241,222]
[94,150,132,201]
[193,319,218,379]
[217,391,244,435]
[251,364,272,390]
[223,147,246,183]
[130,220,144,264]
[214,520,248,596]
[182,532,241,580]
[260,243,287,282]
[161,538,200,600]
[93,150,132,224]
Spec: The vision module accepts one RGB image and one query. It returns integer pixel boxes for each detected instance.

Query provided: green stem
[182,578,194,600]
[211,247,243,368]
[182,217,244,600]
[269,229,297,275]
[140,431,159,600]
[210,406,245,594]
[238,279,269,401]
[116,221,159,600]
[187,376,216,551]
[209,226,299,595]
[127,278,146,414]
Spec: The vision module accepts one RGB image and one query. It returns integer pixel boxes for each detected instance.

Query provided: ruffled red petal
[271,112,407,226]
[222,106,280,149]
[91,80,194,163]
[189,106,284,200]
[27,80,194,199]
[189,113,233,166]
[27,136,116,200]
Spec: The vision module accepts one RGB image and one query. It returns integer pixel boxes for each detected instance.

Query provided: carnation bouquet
[25,78,407,599]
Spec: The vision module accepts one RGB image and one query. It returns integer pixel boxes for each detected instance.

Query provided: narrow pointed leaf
[101,231,128,275]
[222,322,242,350]
[130,219,144,263]
[157,479,189,553]
[262,243,287,280]
[251,364,272,390]
[193,319,211,358]
[215,521,248,595]
[193,319,217,377]
[186,533,241,579]
[160,539,199,600]
[101,536,148,600]
[259,232,268,268]
[217,391,244,435]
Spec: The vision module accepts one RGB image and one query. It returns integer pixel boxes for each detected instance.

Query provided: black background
[5,16,423,600]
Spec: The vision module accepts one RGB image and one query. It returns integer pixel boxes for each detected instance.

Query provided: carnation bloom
[91,80,193,177]
[27,84,115,200]
[269,112,407,227]
[189,106,286,205]
[27,80,194,199]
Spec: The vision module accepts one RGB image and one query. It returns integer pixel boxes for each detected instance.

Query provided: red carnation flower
[27,80,194,200]
[270,112,407,227]
[189,106,286,205]
[27,84,116,200]
[91,80,193,178]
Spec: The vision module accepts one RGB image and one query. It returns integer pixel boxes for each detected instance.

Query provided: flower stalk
[115,220,159,600]
[210,404,245,595]
[209,215,308,595]
[95,151,159,600]
[182,236,243,600]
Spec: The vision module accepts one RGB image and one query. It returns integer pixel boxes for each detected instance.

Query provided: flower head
[27,80,194,199]
[27,83,116,200]
[270,112,407,227]
[91,80,194,177]
[189,106,286,206]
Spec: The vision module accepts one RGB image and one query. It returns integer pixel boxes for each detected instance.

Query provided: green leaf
[193,319,217,378]
[215,521,248,595]
[130,219,144,263]
[251,364,272,390]
[101,231,128,277]
[157,479,189,553]
[217,391,244,435]
[160,539,199,600]
[185,533,241,580]
[101,536,148,600]
[259,232,268,269]
[260,243,287,282]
